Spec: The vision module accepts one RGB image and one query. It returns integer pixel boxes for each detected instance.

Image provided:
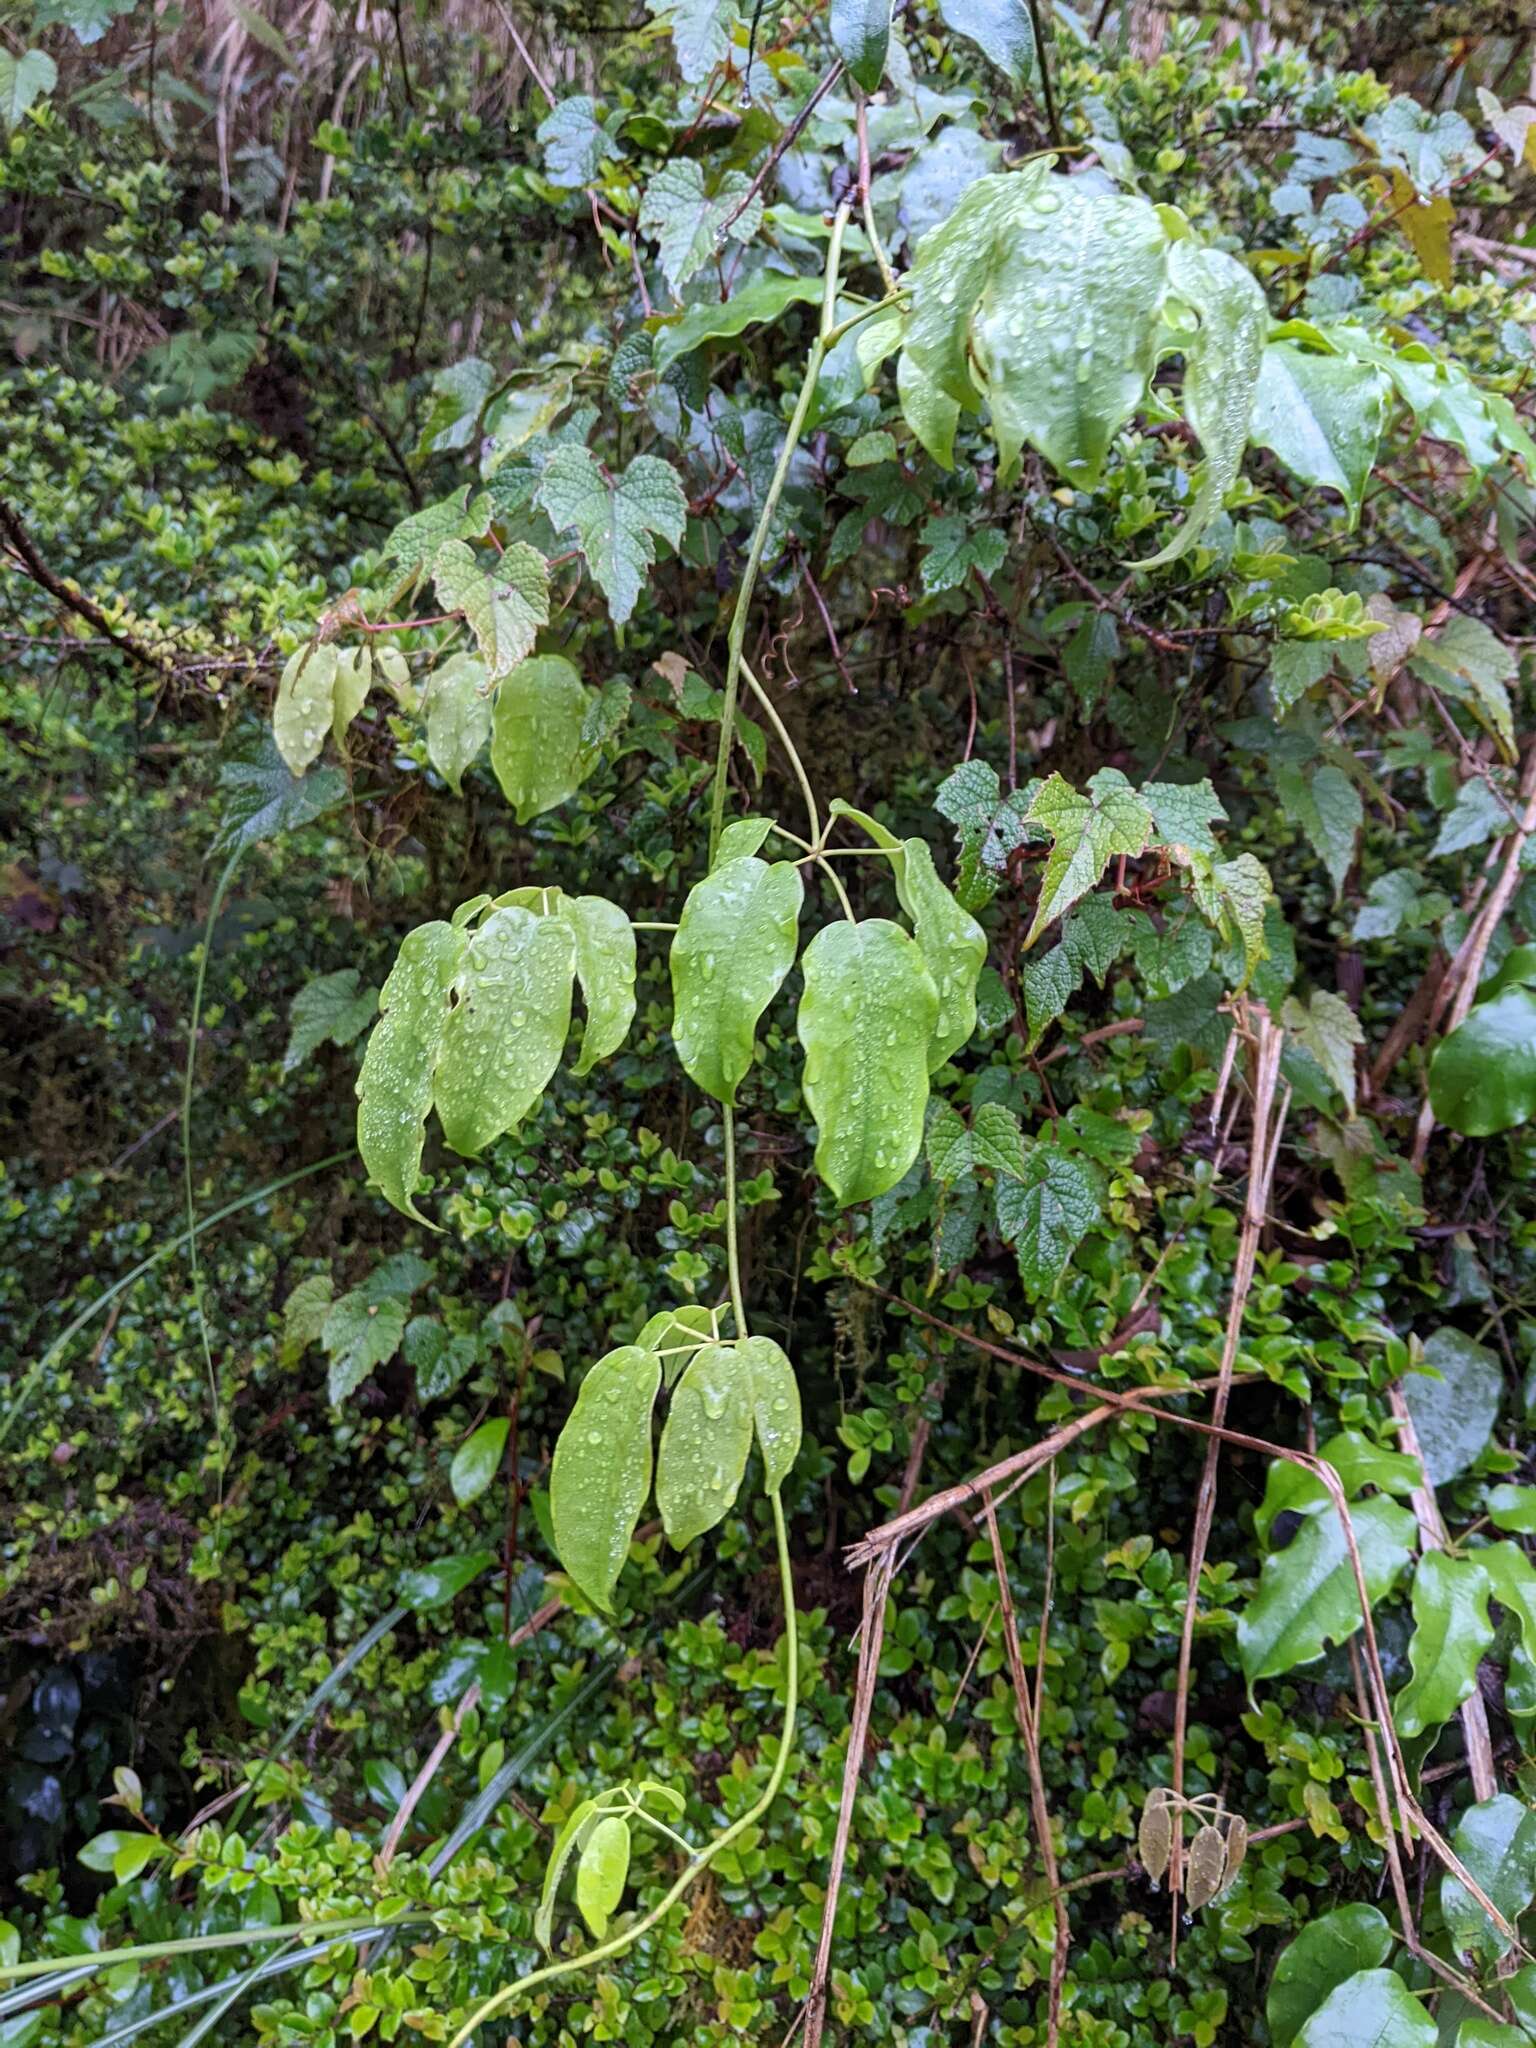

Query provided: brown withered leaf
[1137,1788,1174,1887]
[1186,1822,1226,1910]
[1218,1814,1248,1898]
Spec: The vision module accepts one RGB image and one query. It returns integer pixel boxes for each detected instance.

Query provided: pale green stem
[0,1915,430,1990]
[707,204,852,865]
[820,859,857,923]
[722,1103,748,1339]
[446,1490,799,2048]
[630,920,679,931]
[739,655,820,848]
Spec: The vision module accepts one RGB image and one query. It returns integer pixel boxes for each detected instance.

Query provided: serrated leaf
[1144,779,1227,856]
[1392,1551,1492,1738]
[937,0,1034,83]
[1267,1906,1395,2048]
[1275,763,1362,898]
[1186,852,1273,991]
[971,1100,1028,1177]
[0,49,56,126]
[273,643,339,775]
[537,95,616,189]
[1236,1493,1417,1683]
[830,0,891,91]
[644,0,735,82]
[558,895,636,1075]
[740,1335,801,1491]
[1293,1970,1434,2048]
[213,739,348,857]
[670,857,803,1105]
[383,489,493,579]
[994,1148,1101,1297]
[1023,769,1153,946]
[1249,343,1390,527]
[490,654,594,824]
[357,922,466,1222]
[1281,990,1362,1113]
[322,1291,407,1403]
[433,539,549,682]
[798,919,939,1205]
[451,1418,510,1506]
[1441,1795,1536,1963]
[283,1273,334,1353]
[656,1342,753,1547]
[1413,617,1518,762]
[1270,640,1336,717]
[919,514,1008,596]
[576,1814,631,1939]
[535,446,687,625]
[426,651,493,794]
[926,1104,973,1184]
[638,159,762,297]
[550,1346,661,1611]
[1022,945,1077,1050]
[434,905,577,1155]
[284,968,378,1072]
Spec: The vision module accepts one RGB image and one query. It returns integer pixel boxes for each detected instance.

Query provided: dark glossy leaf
[1237,1495,1417,1683]
[1431,988,1536,1137]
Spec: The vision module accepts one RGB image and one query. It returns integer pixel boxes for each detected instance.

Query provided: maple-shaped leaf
[1144,778,1227,857]
[1282,989,1364,1115]
[919,514,1007,595]
[643,0,736,82]
[383,488,493,580]
[1022,769,1152,945]
[432,539,550,681]
[637,159,762,297]
[535,447,687,625]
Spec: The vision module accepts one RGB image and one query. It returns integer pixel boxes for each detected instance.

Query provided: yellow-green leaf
[550,1346,661,1611]
[356,921,466,1222]
[435,905,576,1155]
[670,857,803,1105]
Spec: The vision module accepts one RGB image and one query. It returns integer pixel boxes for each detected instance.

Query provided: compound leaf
[559,894,637,1075]
[739,1335,802,1491]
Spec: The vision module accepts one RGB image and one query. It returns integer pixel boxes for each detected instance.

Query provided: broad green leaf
[322,1291,407,1403]
[798,918,939,1205]
[1393,1551,1493,1738]
[1281,990,1362,1114]
[643,0,734,84]
[1275,763,1362,899]
[426,651,492,794]
[435,905,577,1155]
[357,921,466,1222]
[938,0,1034,84]
[536,95,616,189]
[398,1550,496,1610]
[284,968,377,1073]
[1271,640,1335,716]
[1139,242,1267,567]
[903,164,1053,410]
[1267,1907,1394,2048]
[273,643,339,775]
[535,1796,600,1952]
[919,514,1008,596]
[898,346,962,469]
[550,1345,661,1611]
[1457,2024,1531,2047]
[382,489,493,580]
[830,0,891,89]
[0,49,56,127]
[490,654,593,824]
[432,538,550,681]
[927,1104,973,1184]
[1441,1795,1536,1962]
[1412,617,1517,762]
[637,1303,715,1384]
[895,837,987,1067]
[972,1100,1029,1177]
[1402,1329,1502,1487]
[330,646,373,745]
[414,359,493,456]
[656,1342,753,1547]
[1488,1484,1536,1533]
[79,1831,161,1878]
[1248,343,1390,526]
[1253,1431,1422,1548]
[559,895,636,1076]
[1481,1542,1536,1661]
[670,857,803,1105]
[483,374,577,473]
[638,159,761,296]
[654,274,823,376]
[993,1148,1101,1297]
[213,739,348,857]
[450,1418,510,1506]
[1236,1493,1417,1684]
[713,816,775,866]
[739,1335,802,1491]
[536,446,687,625]
[576,1814,631,1939]
[1292,1970,1434,2048]
[1023,770,1153,946]
[1431,988,1536,1138]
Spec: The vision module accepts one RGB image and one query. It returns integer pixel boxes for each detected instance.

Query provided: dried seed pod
[1186,1822,1227,1911]
[1137,1788,1175,1888]
[1218,1814,1248,1898]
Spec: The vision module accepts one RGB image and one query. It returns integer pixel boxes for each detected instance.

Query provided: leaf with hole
[1236,1493,1417,1683]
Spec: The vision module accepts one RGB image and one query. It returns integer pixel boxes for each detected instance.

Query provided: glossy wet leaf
[357,921,466,1222]
[656,1342,753,1548]
[713,815,775,867]
[273,642,339,774]
[382,488,492,580]
[798,918,939,1205]
[1431,987,1536,1137]
[1402,1329,1502,1486]
[739,1335,802,1491]
[1236,1493,1417,1683]
[550,1346,661,1612]
[1248,343,1390,526]
[1441,1794,1536,1962]
[1393,1550,1493,1738]
[432,538,550,681]
[653,274,822,375]
[435,905,576,1155]
[559,895,636,1075]
[490,654,593,824]
[1023,770,1153,947]
[329,645,372,746]
[397,1550,496,1611]
[670,856,803,1105]
[1253,1431,1422,1547]
[1488,1484,1536,1533]
[576,1813,631,1939]
[450,1418,510,1507]
[894,838,987,1067]
[426,650,492,794]
[1267,1905,1395,2047]
[213,739,348,857]
[830,0,890,89]
[938,0,1033,83]
[535,446,688,624]
[1292,1970,1434,2048]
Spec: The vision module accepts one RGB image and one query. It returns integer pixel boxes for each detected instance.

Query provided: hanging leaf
[490,654,593,824]
[1431,988,1536,1138]
[1392,1551,1493,1739]
[432,539,550,681]
[1137,1788,1174,1886]
[1401,1329,1502,1487]
[1185,1823,1227,1911]
[1441,1795,1536,1963]
[1267,1906,1395,2048]
[643,0,734,82]
[898,347,963,469]
[798,919,939,1205]
[357,921,466,1222]
[653,275,823,376]
[637,159,762,297]
[535,446,688,625]
[330,646,373,746]
[273,643,340,775]
[1237,1494,1417,1683]
[830,0,891,90]
[1023,770,1154,946]
[550,1345,661,1612]
[536,1796,602,1951]
[1292,1970,1435,2048]
[656,1342,754,1547]
[739,1335,802,1491]
[450,1418,510,1507]
[937,0,1034,85]
[1248,343,1391,527]
[1281,990,1363,1114]
[434,905,577,1155]
[1274,764,1362,899]
[426,651,493,795]
[1220,1815,1248,1897]
[670,857,803,1105]
[575,1813,631,1939]
[559,895,637,1076]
